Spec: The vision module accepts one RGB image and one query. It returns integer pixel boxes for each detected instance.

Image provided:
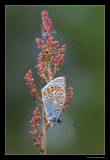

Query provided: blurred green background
[6,5,104,155]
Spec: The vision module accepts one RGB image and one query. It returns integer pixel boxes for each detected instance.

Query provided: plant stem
[41,106,48,155]
[48,58,51,74]
[40,59,53,155]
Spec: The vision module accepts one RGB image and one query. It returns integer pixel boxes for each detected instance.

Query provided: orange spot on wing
[60,91,63,95]
[58,87,60,91]
[51,87,54,91]
[43,92,47,96]
[47,88,50,93]
[54,86,57,90]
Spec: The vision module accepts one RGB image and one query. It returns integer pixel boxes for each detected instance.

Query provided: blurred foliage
[6,5,104,154]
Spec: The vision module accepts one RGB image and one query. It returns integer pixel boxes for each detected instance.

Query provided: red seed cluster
[41,11,52,39]
[24,70,43,103]
[63,87,73,111]
[29,107,46,152]
[35,11,66,83]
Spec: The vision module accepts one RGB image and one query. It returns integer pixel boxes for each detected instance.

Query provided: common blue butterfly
[42,77,66,127]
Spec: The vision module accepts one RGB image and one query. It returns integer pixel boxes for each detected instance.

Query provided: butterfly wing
[42,77,66,120]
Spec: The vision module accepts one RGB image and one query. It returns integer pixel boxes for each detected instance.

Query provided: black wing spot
[56,108,59,112]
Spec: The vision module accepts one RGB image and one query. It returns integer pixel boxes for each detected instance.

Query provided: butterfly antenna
[63,118,79,128]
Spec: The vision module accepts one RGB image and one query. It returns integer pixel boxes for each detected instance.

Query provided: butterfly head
[52,115,62,124]
[47,115,62,127]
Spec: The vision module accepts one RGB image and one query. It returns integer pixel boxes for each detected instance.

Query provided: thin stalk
[48,57,51,74]
[41,56,53,155]
[48,56,54,82]
[41,106,48,155]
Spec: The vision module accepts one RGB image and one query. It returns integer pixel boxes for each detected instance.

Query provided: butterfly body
[41,77,66,127]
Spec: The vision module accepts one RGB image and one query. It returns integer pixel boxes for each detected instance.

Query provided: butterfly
[41,77,66,127]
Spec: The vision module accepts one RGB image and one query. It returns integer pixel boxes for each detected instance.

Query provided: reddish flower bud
[40,147,46,152]
[31,124,36,128]
[41,77,44,84]
[33,142,38,146]
[41,11,48,17]
[33,138,37,142]
[29,131,35,135]
[68,101,71,104]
